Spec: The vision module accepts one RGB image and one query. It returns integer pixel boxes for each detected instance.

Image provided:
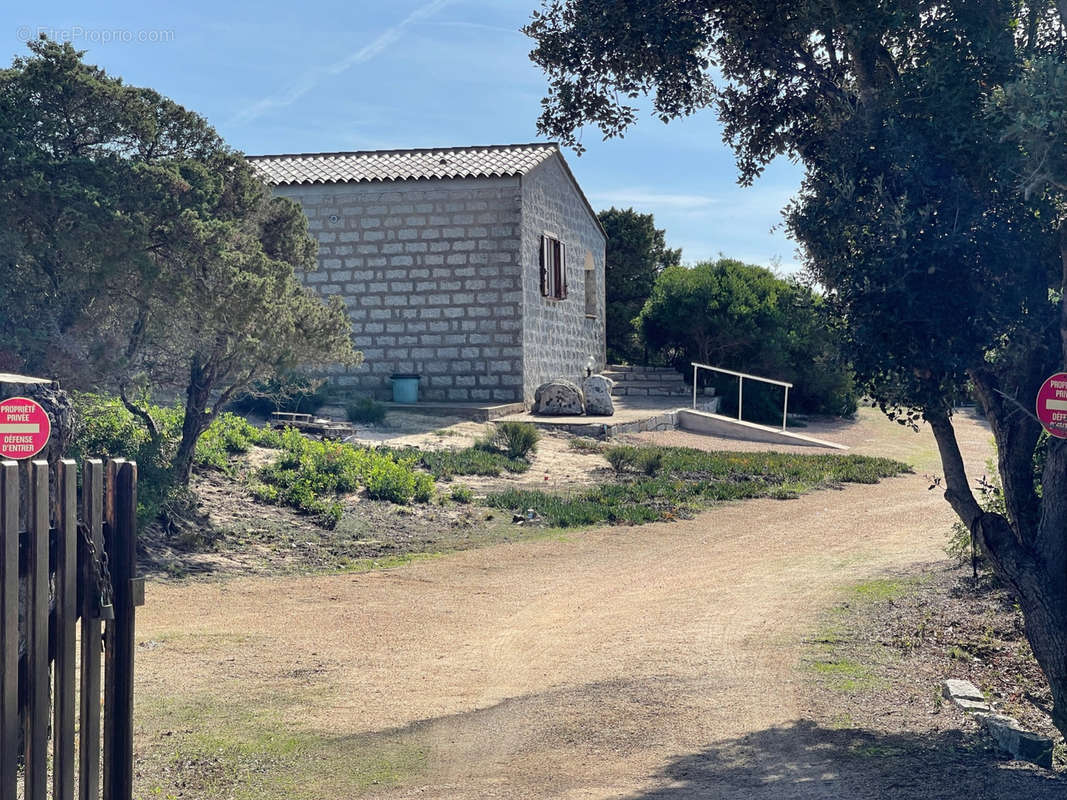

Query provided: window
[539,233,567,300]
[584,250,596,317]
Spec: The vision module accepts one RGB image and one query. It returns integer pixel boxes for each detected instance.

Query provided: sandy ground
[135,409,1064,798]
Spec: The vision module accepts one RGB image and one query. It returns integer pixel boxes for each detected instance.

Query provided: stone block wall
[519,156,607,405]
[273,177,525,402]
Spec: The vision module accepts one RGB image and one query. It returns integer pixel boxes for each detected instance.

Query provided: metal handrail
[691,362,793,431]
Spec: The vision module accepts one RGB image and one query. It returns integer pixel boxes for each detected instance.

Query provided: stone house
[249,143,606,406]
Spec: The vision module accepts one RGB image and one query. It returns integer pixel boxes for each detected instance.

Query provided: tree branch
[118,384,160,441]
[926,409,982,529]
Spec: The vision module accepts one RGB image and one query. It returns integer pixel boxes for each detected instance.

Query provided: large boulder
[582,375,615,416]
[532,379,585,416]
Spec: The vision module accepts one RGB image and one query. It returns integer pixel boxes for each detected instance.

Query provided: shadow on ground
[627,719,1065,800]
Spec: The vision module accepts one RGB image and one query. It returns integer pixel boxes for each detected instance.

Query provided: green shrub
[635,259,858,420]
[254,430,432,517]
[69,393,182,522]
[450,484,474,504]
[249,483,279,503]
[637,450,663,476]
[472,432,498,453]
[365,459,417,503]
[346,396,387,425]
[315,500,345,529]
[227,374,330,417]
[493,422,540,459]
[413,473,435,504]
[605,447,637,474]
[195,412,281,469]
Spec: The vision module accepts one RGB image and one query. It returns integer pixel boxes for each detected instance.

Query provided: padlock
[98,593,115,621]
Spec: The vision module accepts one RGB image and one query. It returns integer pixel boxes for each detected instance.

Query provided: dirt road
[135,410,1064,798]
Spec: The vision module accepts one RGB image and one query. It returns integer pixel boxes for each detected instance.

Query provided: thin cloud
[230,0,452,126]
[589,189,721,211]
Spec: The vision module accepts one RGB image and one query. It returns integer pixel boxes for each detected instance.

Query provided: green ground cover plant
[485,445,909,528]
[252,429,435,526]
[567,437,604,454]
[387,445,530,480]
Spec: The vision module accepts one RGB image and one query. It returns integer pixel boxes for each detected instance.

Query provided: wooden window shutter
[539,235,548,297]
[560,242,568,299]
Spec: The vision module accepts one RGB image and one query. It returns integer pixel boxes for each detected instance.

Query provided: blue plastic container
[390,374,420,404]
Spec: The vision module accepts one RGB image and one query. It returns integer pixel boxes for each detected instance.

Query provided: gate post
[0,462,17,799]
[103,460,137,800]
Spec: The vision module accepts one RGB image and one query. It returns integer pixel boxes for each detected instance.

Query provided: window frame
[539,233,567,301]
[583,250,597,318]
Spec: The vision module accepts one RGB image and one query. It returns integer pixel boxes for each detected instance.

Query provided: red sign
[0,397,51,460]
[1036,372,1067,439]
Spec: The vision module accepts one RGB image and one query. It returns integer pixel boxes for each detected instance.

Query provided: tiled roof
[248,143,560,186]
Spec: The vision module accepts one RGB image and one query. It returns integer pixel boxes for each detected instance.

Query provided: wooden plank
[54,459,78,800]
[79,459,103,800]
[0,461,18,800]
[129,577,145,608]
[25,460,50,800]
[101,458,123,800]
[104,461,137,800]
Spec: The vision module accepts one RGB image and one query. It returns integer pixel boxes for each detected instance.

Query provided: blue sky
[9,1,805,269]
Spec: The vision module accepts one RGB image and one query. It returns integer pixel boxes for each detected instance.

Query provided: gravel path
[136,410,1066,797]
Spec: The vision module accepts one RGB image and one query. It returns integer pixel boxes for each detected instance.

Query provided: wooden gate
[0,458,141,800]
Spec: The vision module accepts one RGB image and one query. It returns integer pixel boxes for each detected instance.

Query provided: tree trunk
[171,358,212,486]
[929,409,1067,739]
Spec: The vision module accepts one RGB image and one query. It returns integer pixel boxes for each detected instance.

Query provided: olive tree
[526,1,1067,736]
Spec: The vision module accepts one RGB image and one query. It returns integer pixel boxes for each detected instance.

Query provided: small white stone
[942,678,984,702]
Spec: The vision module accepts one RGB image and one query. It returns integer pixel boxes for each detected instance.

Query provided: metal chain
[78,520,114,618]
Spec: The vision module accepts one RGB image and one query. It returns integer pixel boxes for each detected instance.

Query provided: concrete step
[603,374,686,385]
[604,366,684,378]
[606,364,680,372]
[612,386,692,397]
[609,385,717,398]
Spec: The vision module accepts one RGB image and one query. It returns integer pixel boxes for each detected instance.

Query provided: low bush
[364,459,419,504]
[450,484,474,503]
[602,445,905,485]
[605,448,636,474]
[493,422,540,459]
[346,396,387,425]
[68,394,179,522]
[227,374,330,417]
[413,473,435,504]
[70,394,280,522]
[637,450,663,476]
